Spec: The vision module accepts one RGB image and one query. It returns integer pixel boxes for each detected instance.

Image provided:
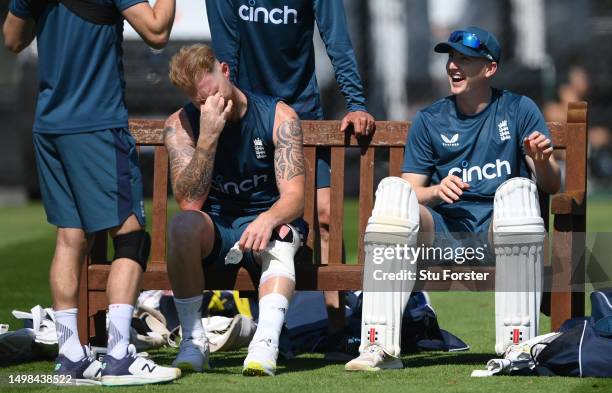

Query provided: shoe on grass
[242,339,278,377]
[172,335,210,372]
[344,344,403,371]
[54,346,102,385]
[101,344,180,386]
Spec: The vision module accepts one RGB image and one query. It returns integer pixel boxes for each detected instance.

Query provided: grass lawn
[1,197,612,392]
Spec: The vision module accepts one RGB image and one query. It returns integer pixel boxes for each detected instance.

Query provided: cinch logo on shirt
[238,2,298,24]
[441,133,459,147]
[212,174,269,195]
[448,159,511,183]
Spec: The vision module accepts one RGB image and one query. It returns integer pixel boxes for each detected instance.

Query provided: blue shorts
[426,205,494,263]
[426,206,493,234]
[203,213,308,271]
[316,148,331,189]
[33,128,145,233]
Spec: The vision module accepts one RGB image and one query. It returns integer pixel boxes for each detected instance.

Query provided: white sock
[251,293,288,348]
[107,304,133,359]
[174,295,206,342]
[54,308,84,362]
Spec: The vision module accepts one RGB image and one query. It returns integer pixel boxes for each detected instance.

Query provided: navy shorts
[33,128,145,233]
[425,206,494,263]
[203,213,308,271]
[316,148,331,189]
[426,206,492,234]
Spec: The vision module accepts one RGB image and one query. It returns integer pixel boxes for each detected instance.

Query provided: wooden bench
[78,102,588,344]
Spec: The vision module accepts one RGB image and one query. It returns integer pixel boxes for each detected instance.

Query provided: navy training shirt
[183,91,282,216]
[9,0,145,134]
[205,0,367,119]
[402,89,550,227]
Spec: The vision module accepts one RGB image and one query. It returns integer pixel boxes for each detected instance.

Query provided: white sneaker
[242,339,278,376]
[101,344,181,386]
[344,345,403,371]
[172,336,210,372]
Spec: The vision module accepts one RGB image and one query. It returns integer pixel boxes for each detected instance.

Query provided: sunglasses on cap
[449,31,494,61]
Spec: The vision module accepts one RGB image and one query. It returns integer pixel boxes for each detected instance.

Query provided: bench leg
[551,215,585,331]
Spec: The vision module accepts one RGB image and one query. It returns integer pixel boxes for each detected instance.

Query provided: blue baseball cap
[434,26,501,63]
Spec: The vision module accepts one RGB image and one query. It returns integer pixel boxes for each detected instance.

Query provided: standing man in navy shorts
[205,0,375,359]
[164,44,307,376]
[3,0,180,386]
[346,26,561,371]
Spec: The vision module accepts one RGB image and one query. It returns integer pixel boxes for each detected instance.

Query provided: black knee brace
[112,230,151,271]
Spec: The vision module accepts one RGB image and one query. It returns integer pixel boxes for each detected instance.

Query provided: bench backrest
[90,102,587,269]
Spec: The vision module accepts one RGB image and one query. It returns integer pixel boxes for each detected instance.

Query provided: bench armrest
[551,190,586,215]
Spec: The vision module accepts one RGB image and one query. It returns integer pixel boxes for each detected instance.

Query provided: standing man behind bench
[3,0,180,386]
[205,0,375,360]
[346,26,561,371]
[164,44,307,376]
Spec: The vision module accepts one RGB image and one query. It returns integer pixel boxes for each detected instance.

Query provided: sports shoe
[54,346,102,385]
[242,339,278,376]
[101,344,180,386]
[172,335,210,372]
[344,344,403,371]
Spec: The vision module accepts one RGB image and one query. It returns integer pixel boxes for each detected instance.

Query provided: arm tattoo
[165,123,217,205]
[175,147,216,204]
[274,119,305,181]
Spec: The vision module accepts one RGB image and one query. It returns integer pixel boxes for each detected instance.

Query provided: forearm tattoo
[165,124,216,204]
[274,119,305,181]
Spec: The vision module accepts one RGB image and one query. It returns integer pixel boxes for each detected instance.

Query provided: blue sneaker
[54,346,102,385]
[101,344,181,386]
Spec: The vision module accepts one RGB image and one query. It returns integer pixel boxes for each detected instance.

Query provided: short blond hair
[169,44,217,91]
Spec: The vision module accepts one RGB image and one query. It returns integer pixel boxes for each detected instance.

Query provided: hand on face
[199,92,233,138]
[524,131,553,162]
[436,174,470,204]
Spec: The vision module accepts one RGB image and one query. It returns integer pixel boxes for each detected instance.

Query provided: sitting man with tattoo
[163,44,307,377]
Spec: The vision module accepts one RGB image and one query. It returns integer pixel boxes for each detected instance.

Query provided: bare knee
[168,211,212,261]
[56,228,88,252]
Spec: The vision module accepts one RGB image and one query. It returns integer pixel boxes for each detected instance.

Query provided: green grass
[1,197,612,392]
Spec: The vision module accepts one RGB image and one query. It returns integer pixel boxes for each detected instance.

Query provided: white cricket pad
[493,177,545,355]
[361,177,420,357]
[258,225,300,285]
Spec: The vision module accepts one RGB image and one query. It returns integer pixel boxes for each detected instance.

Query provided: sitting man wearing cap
[345,26,561,371]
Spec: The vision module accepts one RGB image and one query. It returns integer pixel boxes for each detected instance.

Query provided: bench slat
[88,264,497,291]
[389,146,403,177]
[329,146,345,264]
[303,146,317,259]
[358,147,375,264]
[128,119,569,149]
[150,146,169,264]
